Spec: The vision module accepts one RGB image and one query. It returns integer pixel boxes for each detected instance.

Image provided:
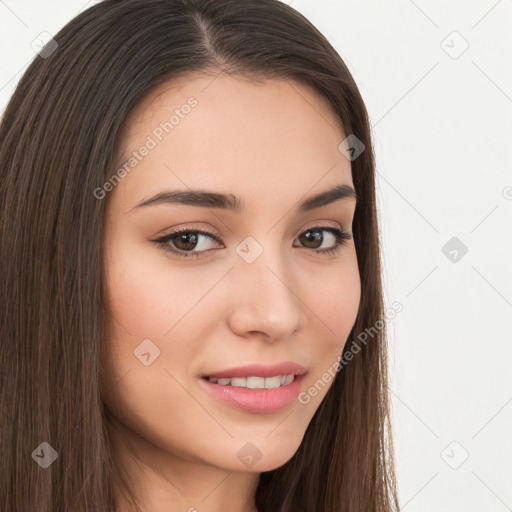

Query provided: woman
[0,0,399,510]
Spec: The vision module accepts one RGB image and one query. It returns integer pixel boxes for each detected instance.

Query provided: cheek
[309,254,361,341]
[108,267,169,336]
[102,237,219,384]
[101,239,182,405]
[105,235,193,338]
[101,242,209,452]
[299,255,361,401]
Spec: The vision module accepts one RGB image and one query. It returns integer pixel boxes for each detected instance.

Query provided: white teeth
[230,377,247,387]
[207,374,295,389]
[247,376,265,389]
[263,376,282,389]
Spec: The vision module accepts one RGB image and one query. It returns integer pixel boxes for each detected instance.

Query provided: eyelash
[152,225,352,260]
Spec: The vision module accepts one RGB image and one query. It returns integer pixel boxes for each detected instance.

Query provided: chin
[212,434,304,473]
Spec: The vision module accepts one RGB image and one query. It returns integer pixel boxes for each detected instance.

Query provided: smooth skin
[101,72,361,512]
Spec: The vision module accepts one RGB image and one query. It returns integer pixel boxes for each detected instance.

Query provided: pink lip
[198,373,306,413]
[202,361,307,379]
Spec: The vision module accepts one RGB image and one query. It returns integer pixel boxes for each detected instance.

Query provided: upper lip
[202,362,307,379]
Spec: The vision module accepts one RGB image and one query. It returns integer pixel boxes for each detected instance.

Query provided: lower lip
[198,374,306,413]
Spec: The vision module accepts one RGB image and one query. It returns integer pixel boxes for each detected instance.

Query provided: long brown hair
[0,0,399,510]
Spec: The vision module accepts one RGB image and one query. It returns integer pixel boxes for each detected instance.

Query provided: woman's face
[101,73,361,475]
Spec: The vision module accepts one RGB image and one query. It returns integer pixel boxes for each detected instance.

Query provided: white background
[1,1,511,510]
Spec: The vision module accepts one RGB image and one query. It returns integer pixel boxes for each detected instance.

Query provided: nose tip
[227,261,306,341]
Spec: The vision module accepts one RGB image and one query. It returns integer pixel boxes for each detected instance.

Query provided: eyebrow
[129,183,358,214]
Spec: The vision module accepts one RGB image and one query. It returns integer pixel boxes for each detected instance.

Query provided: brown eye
[153,228,222,259]
[294,226,351,253]
[297,228,329,249]
[171,232,201,251]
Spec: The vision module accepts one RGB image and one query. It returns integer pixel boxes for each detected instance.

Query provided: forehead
[111,73,353,212]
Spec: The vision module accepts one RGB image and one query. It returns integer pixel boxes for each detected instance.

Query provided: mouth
[201,374,297,389]
[198,371,307,413]
[200,361,307,389]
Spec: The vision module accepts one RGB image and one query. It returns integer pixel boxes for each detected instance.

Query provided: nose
[226,250,307,342]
